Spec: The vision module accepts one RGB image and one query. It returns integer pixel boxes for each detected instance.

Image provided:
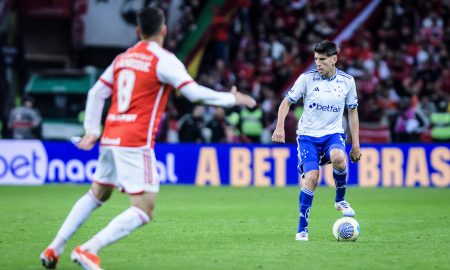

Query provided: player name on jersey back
[115,53,153,72]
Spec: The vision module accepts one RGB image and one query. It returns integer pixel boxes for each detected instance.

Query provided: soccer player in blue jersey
[272,40,361,241]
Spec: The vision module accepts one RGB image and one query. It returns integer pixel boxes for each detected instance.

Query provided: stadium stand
[188,0,449,143]
[0,0,449,143]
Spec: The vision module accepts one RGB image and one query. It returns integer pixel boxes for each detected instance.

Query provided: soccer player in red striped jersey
[40,7,256,270]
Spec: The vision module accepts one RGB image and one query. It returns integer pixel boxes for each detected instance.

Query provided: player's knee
[306,171,319,181]
[90,184,113,202]
[92,188,112,202]
[131,193,157,219]
[309,180,319,189]
[303,179,318,191]
[303,171,319,190]
[331,153,346,169]
[99,192,112,202]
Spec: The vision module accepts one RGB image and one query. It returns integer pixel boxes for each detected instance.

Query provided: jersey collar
[321,68,337,81]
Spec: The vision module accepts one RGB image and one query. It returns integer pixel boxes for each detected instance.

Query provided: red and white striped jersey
[94,41,194,148]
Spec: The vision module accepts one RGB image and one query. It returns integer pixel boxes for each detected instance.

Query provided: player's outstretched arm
[348,108,361,163]
[229,86,257,108]
[159,53,255,108]
[272,97,292,143]
[179,83,256,108]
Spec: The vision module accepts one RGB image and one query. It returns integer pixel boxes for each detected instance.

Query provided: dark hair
[137,7,165,37]
[313,40,339,56]
[22,95,34,105]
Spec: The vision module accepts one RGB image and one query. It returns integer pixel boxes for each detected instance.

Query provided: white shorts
[93,146,159,194]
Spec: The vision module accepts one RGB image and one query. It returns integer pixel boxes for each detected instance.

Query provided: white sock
[49,190,103,255]
[81,206,150,254]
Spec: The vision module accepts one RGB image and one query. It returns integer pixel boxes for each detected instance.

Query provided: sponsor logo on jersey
[308,103,341,112]
[116,57,151,72]
[101,137,121,145]
[313,87,320,92]
[107,113,137,122]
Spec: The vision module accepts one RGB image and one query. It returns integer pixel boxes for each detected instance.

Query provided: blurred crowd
[160,0,366,144]
[339,0,450,143]
[4,0,450,143]
[165,0,206,52]
[158,0,450,144]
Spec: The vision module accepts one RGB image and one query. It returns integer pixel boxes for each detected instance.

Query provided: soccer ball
[332,217,360,241]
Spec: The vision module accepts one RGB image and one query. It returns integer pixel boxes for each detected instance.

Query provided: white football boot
[295,231,309,241]
[335,200,355,217]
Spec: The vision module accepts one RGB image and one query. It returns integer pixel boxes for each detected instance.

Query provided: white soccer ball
[333,217,360,241]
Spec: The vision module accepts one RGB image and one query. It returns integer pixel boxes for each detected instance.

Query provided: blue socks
[297,167,347,233]
[333,167,348,202]
[298,187,314,233]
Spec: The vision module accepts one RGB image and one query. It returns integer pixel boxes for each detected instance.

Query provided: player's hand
[350,147,361,163]
[231,86,256,108]
[272,127,285,143]
[76,134,99,151]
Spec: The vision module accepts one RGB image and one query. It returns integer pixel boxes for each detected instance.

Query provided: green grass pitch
[0,185,449,270]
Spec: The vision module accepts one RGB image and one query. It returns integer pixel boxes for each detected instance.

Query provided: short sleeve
[346,77,358,109]
[285,74,307,104]
[156,53,194,89]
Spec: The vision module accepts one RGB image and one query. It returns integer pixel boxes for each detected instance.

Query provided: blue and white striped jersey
[286,68,358,137]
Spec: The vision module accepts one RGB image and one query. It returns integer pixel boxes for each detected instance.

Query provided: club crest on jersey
[308,103,341,112]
